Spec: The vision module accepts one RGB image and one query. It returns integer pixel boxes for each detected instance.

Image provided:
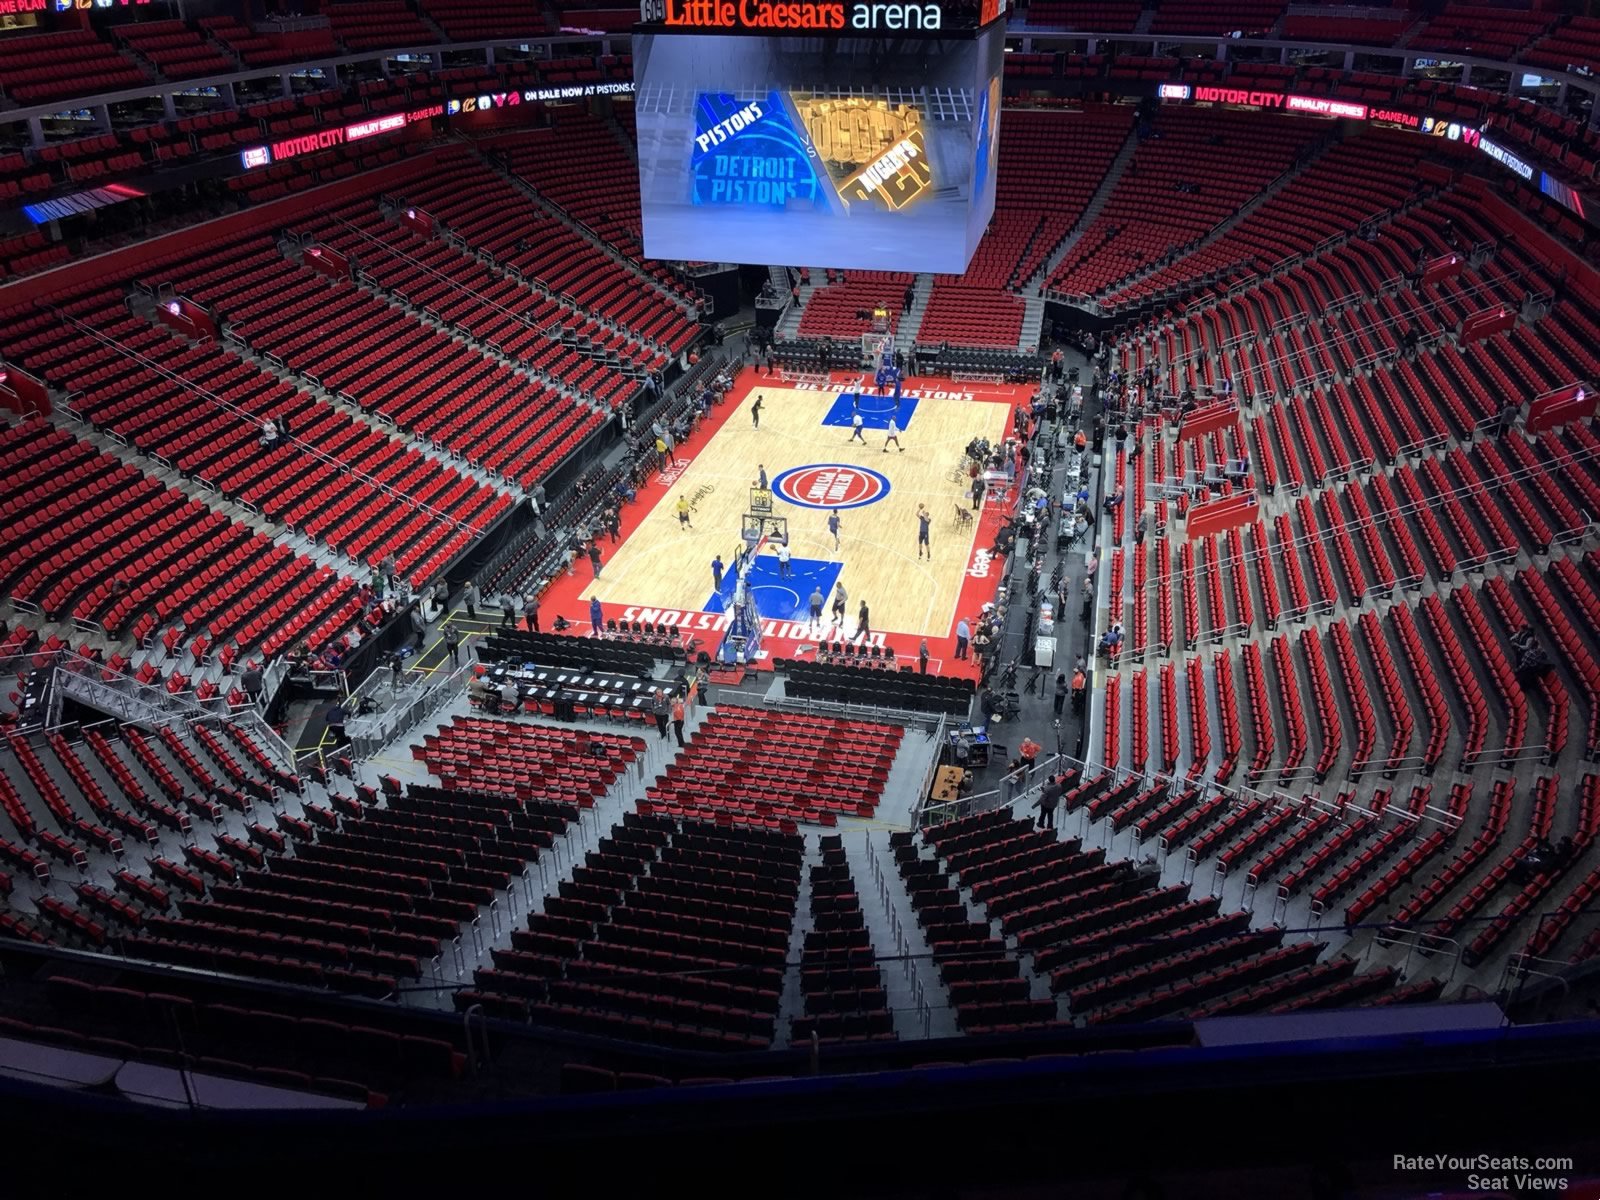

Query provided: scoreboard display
[634,2,1005,273]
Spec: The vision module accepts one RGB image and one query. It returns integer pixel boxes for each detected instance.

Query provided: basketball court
[537,366,1032,673]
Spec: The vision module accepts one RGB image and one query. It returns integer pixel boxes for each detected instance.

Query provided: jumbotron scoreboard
[633,0,1008,272]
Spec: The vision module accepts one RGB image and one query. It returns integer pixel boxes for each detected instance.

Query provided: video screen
[634,28,1003,273]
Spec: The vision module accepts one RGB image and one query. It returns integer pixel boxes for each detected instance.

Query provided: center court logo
[772,464,890,510]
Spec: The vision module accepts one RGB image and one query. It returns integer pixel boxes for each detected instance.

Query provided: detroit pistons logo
[772,464,891,510]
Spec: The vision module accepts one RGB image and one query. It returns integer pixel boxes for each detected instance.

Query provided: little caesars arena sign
[641,0,1004,32]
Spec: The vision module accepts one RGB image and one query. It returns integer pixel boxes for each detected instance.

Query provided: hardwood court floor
[580,381,1010,640]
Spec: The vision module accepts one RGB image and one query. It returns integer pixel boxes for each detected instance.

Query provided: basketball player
[915,504,931,561]
[809,586,824,631]
[883,417,904,453]
[676,495,693,531]
[849,410,866,443]
[831,581,848,624]
[827,509,841,550]
[752,394,764,429]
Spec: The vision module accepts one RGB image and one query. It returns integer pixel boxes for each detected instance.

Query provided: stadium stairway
[284,234,609,418]
[411,0,452,42]
[205,287,518,501]
[389,681,966,1042]
[392,682,963,1033]
[69,273,518,557]
[600,108,639,165]
[307,193,668,390]
[197,22,247,71]
[0,715,435,983]
[39,409,370,700]
[764,266,797,331]
[1018,296,1048,355]
[481,145,704,320]
[49,404,362,580]
[1076,125,1349,311]
[842,831,958,1038]
[0,402,368,698]
[1078,351,1600,992]
[894,274,933,355]
[776,273,824,341]
[1021,118,1141,296]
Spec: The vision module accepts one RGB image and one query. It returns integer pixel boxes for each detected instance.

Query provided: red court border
[537,367,1031,679]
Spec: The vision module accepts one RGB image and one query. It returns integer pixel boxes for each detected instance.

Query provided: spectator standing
[1034,775,1064,831]
[671,693,686,746]
[918,639,929,674]
[1053,672,1068,715]
[241,664,264,706]
[1019,736,1042,775]
[999,758,1024,805]
[444,625,462,667]
[955,618,971,660]
[462,579,479,619]
[712,555,725,593]
[588,541,603,577]
[523,595,540,633]
[500,595,517,628]
[326,702,350,748]
[652,688,670,739]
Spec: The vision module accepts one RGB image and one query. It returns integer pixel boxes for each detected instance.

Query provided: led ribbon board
[238,103,444,169]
